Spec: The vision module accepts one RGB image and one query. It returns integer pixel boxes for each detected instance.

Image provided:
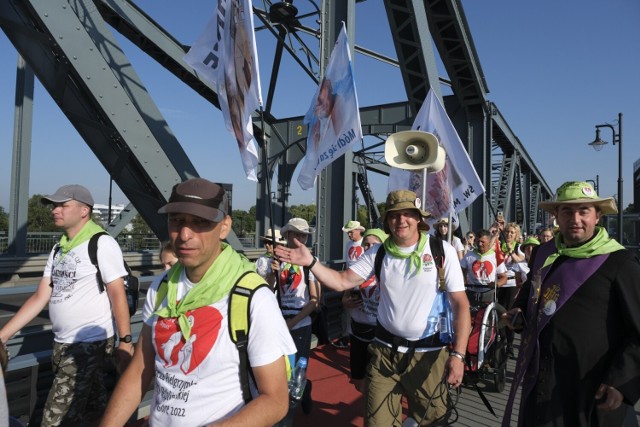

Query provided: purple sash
[502,242,609,426]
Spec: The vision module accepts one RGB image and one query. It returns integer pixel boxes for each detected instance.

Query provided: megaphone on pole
[384,131,445,172]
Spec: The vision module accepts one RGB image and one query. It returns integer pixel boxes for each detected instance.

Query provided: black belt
[375,322,446,374]
[375,322,445,349]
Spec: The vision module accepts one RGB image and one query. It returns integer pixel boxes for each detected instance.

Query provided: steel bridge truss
[1,0,552,259]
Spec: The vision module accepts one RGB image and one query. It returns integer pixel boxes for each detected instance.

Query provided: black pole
[616,113,623,244]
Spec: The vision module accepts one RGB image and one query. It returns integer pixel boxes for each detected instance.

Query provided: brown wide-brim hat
[158,178,228,222]
[538,181,617,215]
[382,190,431,234]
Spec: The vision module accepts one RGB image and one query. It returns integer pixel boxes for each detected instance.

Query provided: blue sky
[0,0,638,214]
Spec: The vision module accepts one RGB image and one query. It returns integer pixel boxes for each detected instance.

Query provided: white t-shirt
[503,246,525,288]
[460,250,507,286]
[44,235,127,343]
[277,263,316,330]
[344,238,364,269]
[255,254,273,279]
[143,270,296,427]
[450,235,464,254]
[349,238,465,342]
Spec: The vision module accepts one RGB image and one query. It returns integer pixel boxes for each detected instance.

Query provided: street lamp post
[588,113,623,242]
[586,175,599,195]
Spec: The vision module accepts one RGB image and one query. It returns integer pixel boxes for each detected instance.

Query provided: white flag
[184,0,262,181]
[297,24,363,190]
[388,89,485,221]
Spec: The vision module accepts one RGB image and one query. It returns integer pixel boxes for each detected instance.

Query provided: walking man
[503,181,640,426]
[100,178,296,426]
[0,184,132,426]
[277,190,470,425]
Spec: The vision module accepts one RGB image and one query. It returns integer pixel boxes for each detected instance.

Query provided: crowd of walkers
[1,179,638,427]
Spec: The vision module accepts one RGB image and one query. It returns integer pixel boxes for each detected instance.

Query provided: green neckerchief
[383,232,428,276]
[283,263,300,274]
[542,226,625,268]
[58,220,104,259]
[501,241,516,253]
[154,243,255,340]
[474,248,495,258]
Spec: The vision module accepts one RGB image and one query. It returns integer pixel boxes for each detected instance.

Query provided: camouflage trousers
[42,336,115,427]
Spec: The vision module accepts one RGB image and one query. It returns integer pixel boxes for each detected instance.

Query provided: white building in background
[93,203,127,225]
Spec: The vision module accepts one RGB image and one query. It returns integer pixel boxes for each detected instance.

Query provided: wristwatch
[119,334,133,344]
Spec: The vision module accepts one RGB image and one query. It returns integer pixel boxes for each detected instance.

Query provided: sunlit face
[347,229,363,241]
[555,204,600,247]
[362,235,382,251]
[505,226,518,243]
[387,209,421,246]
[168,213,231,282]
[50,200,90,232]
[437,223,449,237]
[160,249,178,271]
[539,231,554,243]
[477,235,492,254]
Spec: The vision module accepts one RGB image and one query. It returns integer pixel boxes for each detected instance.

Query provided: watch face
[121,335,132,343]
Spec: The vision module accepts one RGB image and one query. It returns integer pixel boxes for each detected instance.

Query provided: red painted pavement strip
[293,344,366,426]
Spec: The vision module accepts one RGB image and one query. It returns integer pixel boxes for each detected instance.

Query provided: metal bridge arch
[1,0,553,263]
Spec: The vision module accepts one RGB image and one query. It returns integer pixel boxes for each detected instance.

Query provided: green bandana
[383,232,428,276]
[501,241,516,253]
[542,226,624,268]
[154,243,255,340]
[58,220,104,258]
[474,248,495,257]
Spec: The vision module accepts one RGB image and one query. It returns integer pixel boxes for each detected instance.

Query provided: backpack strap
[88,231,110,293]
[374,244,386,284]
[154,272,170,311]
[428,235,446,291]
[228,271,270,404]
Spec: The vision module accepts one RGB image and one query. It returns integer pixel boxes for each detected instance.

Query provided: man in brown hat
[0,184,132,426]
[276,190,470,425]
[502,181,640,426]
[101,178,296,427]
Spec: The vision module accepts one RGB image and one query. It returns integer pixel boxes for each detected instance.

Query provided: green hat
[521,236,540,248]
[362,228,388,243]
[538,181,617,215]
[382,190,431,234]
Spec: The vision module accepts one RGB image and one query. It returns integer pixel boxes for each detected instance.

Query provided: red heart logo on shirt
[280,268,302,292]
[471,260,494,279]
[154,306,223,375]
[348,246,364,261]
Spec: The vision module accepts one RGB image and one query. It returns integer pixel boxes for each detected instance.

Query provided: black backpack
[89,231,140,316]
[374,235,446,291]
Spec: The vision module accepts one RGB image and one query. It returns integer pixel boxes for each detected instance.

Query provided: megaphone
[384,131,446,171]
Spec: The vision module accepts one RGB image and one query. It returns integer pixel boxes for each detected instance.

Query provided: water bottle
[288,357,308,401]
[439,294,454,344]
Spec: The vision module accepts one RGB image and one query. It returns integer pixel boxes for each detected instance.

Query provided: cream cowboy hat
[261,228,286,244]
[342,220,365,232]
[281,218,314,236]
[538,181,617,215]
